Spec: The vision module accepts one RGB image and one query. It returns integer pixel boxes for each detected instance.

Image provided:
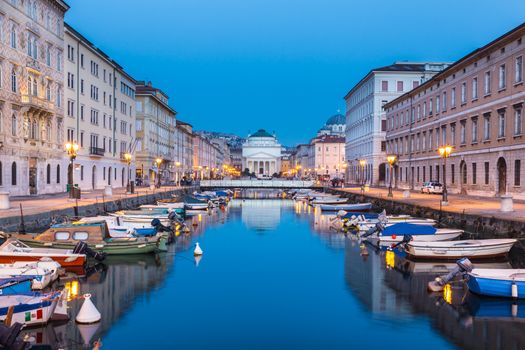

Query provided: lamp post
[438,145,452,205]
[124,153,132,193]
[175,161,181,186]
[386,155,397,198]
[65,142,79,199]
[155,158,162,188]
[359,159,367,193]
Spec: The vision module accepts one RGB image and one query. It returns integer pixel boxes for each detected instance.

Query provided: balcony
[21,94,54,114]
[90,147,105,156]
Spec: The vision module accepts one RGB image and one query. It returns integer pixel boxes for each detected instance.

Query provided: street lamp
[65,142,79,199]
[386,155,397,198]
[175,161,181,186]
[124,153,132,193]
[438,145,452,205]
[359,159,367,193]
[155,158,163,188]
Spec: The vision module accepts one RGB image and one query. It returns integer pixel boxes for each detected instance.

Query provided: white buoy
[512,282,518,298]
[76,294,101,324]
[194,242,203,256]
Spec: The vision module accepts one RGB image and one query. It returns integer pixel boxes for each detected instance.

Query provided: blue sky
[66,0,525,145]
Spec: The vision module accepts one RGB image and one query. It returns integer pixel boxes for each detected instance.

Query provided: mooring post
[19,203,26,234]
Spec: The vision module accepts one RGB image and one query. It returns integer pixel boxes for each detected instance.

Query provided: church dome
[249,129,274,138]
[326,114,345,125]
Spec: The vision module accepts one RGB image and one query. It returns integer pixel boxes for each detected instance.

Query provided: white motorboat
[405,238,517,260]
[0,260,61,289]
[0,289,68,326]
[319,203,373,211]
[310,197,348,205]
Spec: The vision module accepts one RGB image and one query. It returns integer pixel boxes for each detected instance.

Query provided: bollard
[0,192,10,210]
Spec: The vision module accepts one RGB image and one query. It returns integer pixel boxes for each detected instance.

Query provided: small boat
[310,197,348,205]
[0,239,86,271]
[0,222,164,256]
[319,203,372,211]
[406,239,517,260]
[0,260,61,289]
[365,223,463,244]
[0,289,68,326]
[0,277,33,295]
[184,196,209,210]
[467,269,525,299]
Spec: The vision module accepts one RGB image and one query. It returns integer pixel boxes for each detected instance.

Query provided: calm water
[23,197,525,349]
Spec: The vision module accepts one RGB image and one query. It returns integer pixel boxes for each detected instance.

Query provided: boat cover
[382,223,437,236]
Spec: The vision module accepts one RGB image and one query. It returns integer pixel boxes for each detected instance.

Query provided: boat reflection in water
[349,241,525,350]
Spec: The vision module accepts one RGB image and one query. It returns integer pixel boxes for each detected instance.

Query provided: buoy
[512,281,518,298]
[194,242,203,256]
[76,294,101,324]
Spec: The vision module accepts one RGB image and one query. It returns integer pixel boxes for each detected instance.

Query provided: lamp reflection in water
[443,283,453,305]
[385,250,395,269]
[65,280,80,301]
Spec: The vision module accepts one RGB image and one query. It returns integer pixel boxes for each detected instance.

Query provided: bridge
[199,180,319,189]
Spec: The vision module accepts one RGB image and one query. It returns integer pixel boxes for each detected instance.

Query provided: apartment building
[344,62,450,186]
[385,23,525,199]
[64,24,136,191]
[0,0,69,195]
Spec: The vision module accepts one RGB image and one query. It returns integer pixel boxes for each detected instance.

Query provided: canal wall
[325,188,525,239]
[0,187,197,232]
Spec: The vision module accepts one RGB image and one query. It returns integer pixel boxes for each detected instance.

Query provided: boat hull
[368,231,462,245]
[12,238,160,255]
[467,272,525,299]
[319,203,372,211]
[406,239,516,260]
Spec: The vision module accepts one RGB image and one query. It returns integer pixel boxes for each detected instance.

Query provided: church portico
[242,129,282,178]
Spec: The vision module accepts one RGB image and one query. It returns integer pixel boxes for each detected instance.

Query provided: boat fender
[427,257,473,292]
[512,281,518,299]
[512,303,518,317]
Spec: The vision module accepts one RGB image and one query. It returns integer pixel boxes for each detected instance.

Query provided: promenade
[336,186,525,224]
[0,186,187,220]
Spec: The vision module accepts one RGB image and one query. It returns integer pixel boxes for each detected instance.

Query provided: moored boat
[405,239,517,260]
[0,260,61,289]
[364,223,463,244]
[319,203,372,211]
[467,269,525,299]
[0,289,68,326]
[310,197,348,205]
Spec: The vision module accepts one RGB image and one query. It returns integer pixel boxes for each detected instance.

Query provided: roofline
[384,22,525,110]
[54,0,70,12]
[135,85,177,115]
[64,23,137,84]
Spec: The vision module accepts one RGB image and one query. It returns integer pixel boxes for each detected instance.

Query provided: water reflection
[230,199,294,232]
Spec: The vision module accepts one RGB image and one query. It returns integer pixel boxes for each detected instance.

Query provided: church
[242,129,282,177]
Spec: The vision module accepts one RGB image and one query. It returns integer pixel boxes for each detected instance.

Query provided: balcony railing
[21,94,54,111]
[89,147,105,156]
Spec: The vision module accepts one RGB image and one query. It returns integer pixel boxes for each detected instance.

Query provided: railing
[200,180,316,188]
[89,147,105,156]
[21,94,54,111]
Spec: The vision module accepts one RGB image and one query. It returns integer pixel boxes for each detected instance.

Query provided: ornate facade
[0,0,69,195]
[242,129,281,177]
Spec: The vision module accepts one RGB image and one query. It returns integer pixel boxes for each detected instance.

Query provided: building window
[429,98,433,115]
[11,113,17,136]
[516,56,523,83]
[499,64,506,89]
[46,164,51,184]
[450,123,456,145]
[381,81,388,91]
[515,159,521,186]
[472,163,477,185]
[11,68,16,92]
[461,82,467,104]
[56,164,60,184]
[483,113,491,140]
[451,87,456,107]
[397,81,403,92]
[451,164,455,184]
[10,23,16,49]
[515,106,523,135]
[11,162,16,186]
[442,91,447,111]
[484,162,489,185]
[484,71,491,95]
[57,51,62,72]
[460,120,466,144]
[472,77,478,99]
[413,81,419,89]
[0,162,2,186]
[498,110,506,138]
[81,165,84,181]
[423,102,427,116]
[471,118,478,143]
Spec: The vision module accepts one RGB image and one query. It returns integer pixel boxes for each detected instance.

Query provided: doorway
[497,157,507,195]
[92,165,97,189]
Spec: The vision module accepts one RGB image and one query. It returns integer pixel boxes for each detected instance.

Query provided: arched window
[11,162,16,186]
[56,164,60,184]
[11,113,16,136]
[46,164,51,184]
[11,68,16,92]
[10,24,16,49]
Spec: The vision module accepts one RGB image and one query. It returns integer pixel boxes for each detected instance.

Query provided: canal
[24,197,525,349]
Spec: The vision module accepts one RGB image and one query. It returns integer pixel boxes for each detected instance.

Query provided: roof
[326,114,345,125]
[384,22,525,110]
[249,129,274,138]
[343,61,450,99]
[312,135,345,144]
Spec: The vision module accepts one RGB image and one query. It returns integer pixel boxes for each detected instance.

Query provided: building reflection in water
[229,198,294,232]
[344,240,525,350]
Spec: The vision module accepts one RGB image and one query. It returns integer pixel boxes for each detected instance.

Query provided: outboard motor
[0,322,28,350]
[389,234,413,250]
[151,218,175,244]
[427,257,473,292]
[73,241,106,262]
[360,218,387,238]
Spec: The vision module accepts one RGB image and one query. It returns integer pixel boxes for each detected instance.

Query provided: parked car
[420,181,443,194]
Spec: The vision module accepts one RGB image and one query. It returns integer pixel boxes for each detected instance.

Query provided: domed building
[317,114,346,137]
[242,129,282,177]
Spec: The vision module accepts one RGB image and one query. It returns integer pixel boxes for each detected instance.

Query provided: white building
[0,0,69,196]
[134,81,176,186]
[344,62,450,186]
[64,24,136,191]
[242,129,281,177]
